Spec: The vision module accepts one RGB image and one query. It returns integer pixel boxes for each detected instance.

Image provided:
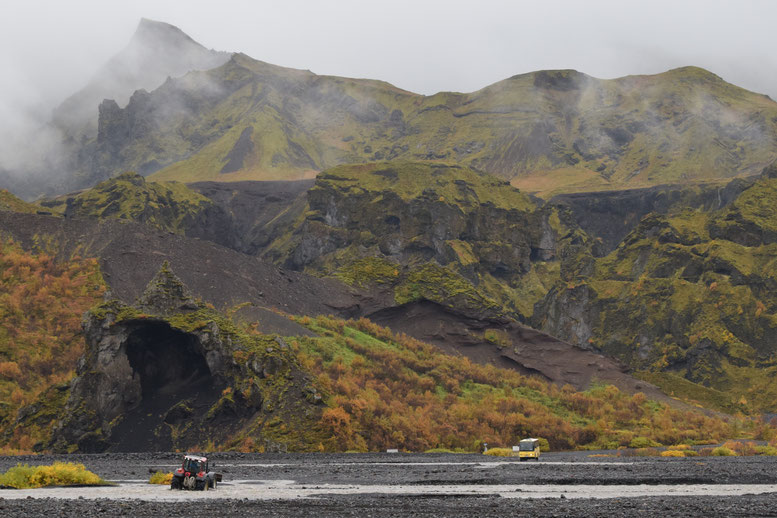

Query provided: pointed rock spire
[136,261,199,314]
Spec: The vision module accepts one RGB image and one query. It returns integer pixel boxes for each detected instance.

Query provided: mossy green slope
[41,172,219,234]
[535,164,777,413]
[65,52,777,195]
[0,190,39,214]
[264,161,588,320]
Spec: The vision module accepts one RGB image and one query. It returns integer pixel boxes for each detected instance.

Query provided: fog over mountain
[1,0,775,194]
[52,19,229,140]
[2,0,776,129]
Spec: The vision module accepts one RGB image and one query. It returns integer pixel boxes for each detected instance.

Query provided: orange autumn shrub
[0,239,105,448]
[294,315,746,452]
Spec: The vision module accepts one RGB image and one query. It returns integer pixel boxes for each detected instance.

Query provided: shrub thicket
[0,462,105,488]
[293,315,743,452]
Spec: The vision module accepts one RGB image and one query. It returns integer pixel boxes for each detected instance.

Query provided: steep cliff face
[50,264,325,453]
[283,162,539,268]
[551,177,756,252]
[265,162,591,320]
[534,163,777,413]
[188,179,315,255]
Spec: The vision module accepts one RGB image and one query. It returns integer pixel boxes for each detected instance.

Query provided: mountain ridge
[5,19,777,199]
[140,58,777,192]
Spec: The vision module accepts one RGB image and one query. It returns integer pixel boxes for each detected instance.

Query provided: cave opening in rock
[110,320,220,452]
[125,321,212,398]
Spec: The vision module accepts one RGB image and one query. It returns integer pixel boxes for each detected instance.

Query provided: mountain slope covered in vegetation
[7,20,776,198]
[18,262,744,453]
[535,164,777,413]
[142,63,777,196]
[263,161,586,320]
[0,206,752,453]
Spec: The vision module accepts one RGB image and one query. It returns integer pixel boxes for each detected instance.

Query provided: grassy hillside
[48,48,777,195]
[150,64,777,197]
[148,64,777,194]
[0,246,753,454]
[11,302,749,454]
[0,190,39,214]
[40,172,218,234]
[290,314,743,451]
[535,165,777,413]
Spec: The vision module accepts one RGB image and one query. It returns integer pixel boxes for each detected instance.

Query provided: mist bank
[0,18,229,199]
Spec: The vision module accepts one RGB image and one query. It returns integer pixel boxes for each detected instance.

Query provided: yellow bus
[517,438,541,461]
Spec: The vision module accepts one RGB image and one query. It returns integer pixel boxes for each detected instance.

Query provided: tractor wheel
[210,478,217,490]
[171,477,182,490]
[195,480,206,491]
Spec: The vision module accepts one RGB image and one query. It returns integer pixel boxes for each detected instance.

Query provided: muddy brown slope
[188,179,314,255]
[368,300,671,401]
[0,211,357,336]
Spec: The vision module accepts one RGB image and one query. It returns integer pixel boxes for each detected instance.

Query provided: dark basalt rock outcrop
[550,176,757,253]
[50,263,325,453]
[221,126,255,174]
[189,179,314,255]
[263,162,590,321]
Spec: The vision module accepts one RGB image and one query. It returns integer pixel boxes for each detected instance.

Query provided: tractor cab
[182,455,208,475]
[172,454,220,490]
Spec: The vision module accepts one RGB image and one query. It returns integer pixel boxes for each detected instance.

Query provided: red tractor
[171,454,222,490]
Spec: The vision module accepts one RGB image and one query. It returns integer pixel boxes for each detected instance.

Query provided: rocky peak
[47,266,324,452]
[130,18,203,51]
[51,18,229,146]
[135,261,198,315]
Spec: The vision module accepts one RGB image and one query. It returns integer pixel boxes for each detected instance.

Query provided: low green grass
[55,171,215,234]
[316,162,537,212]
[0,190,39,213]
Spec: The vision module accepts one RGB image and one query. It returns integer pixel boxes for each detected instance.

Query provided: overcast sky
[1,0,776,129]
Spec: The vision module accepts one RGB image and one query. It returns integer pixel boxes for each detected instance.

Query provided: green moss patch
[49,172,216,234]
